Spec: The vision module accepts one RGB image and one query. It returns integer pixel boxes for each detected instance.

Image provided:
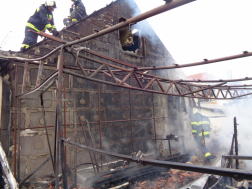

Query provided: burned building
[1,0,252,188]
[0,0,193,183]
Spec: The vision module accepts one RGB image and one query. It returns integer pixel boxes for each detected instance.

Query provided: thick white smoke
[216,98,252,169]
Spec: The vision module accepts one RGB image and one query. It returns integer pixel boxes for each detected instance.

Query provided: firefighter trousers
[195,136,211,157]
[70,7,87,23]
[21,27,38,50]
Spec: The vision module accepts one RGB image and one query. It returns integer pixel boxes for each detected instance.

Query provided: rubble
[1,1,252,189]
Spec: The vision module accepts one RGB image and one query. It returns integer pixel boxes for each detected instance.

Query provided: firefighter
[20,1,59,52]
[191,108,215,161]
[64,0,87,26]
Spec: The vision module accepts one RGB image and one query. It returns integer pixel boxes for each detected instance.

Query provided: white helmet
[45,1,57,8]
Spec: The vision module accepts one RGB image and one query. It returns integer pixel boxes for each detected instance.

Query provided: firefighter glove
[52,29,59,36]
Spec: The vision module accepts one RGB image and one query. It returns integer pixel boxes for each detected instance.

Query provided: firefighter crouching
[63,0,87,27]
[20,1,59,51]
[191,109,215,161]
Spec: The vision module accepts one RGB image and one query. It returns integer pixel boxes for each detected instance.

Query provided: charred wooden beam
[86,154,190,188]
[62,138,252,180]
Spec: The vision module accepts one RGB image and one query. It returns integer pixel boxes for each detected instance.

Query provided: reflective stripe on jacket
[190,112,211,136]
[27,4,56,33]
[26,23,40,32]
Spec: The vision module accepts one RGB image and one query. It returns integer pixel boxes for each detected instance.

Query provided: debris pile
[132,169,202,189]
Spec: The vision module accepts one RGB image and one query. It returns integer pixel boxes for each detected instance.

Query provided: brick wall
[0,0,192,181]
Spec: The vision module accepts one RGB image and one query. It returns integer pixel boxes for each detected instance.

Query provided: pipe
[61,138,252,180]
[30,29,139,69]
[13,46,62,63]
[16,70,59,98]
[70,50,252,93]
[7,53,252,91]
[73,101,77,186]
[10,60,252,90]
[230,134,235,169]
[98,73,103,170]
[64,0,196,47]
[64,70,248,99]
[168,140,172,155]
[40,94,54,171]
[78,115,97,175]
[152,87,157,150]
[223,155,252,160]
[182,82,227,96]
[234,117,239,169]
[14,63,18,178]
[25,19,252,76]
[64,73,67,165]
[17,99,21,183]
[129,78,134,152]
[232,92,252,99]
[56,47,68,188]
[69,50,131,72]
[135,51,252,71]
[86,120,100,173]
[30,29,138,69]
[82,49,138,68]
[29,29,64,44]
[177,77,252,83]
[53,109,59,188]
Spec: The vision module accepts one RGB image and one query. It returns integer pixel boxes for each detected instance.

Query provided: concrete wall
[0,0,193,181]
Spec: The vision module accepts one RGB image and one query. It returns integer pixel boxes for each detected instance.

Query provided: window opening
[119,25,141,55]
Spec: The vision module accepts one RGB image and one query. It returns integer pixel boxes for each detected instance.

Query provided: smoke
[124,0,163,47]
[216,98,252,169]
[122,1,252,167]
[128,5,148,35]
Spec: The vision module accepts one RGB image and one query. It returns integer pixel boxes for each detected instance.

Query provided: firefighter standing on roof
[20,1,58,51]
[191,108,215,161]
[69,0,87,23]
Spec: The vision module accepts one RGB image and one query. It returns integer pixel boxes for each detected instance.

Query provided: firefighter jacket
[190,112,211,138]
[70,1,87,21]
[27,5,56,33]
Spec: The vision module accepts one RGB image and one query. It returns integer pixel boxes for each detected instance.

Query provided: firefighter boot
[206,155,215,163]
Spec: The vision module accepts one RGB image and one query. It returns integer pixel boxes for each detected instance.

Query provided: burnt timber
[0,0,252,188]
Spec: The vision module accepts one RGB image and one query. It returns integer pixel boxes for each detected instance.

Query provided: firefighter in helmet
[191,107,215,161]
[64,0,87,27]
[20,1,58,51]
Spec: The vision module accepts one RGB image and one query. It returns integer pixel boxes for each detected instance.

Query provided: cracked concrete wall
[0,0,193,181]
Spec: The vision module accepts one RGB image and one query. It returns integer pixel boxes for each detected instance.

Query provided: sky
[0,0,252,81]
